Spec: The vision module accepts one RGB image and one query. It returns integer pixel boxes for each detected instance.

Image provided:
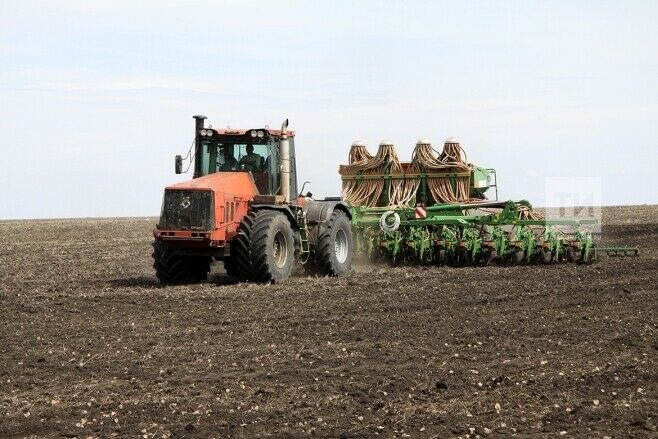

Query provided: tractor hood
[166,171,258,198]
[158,171,258,241]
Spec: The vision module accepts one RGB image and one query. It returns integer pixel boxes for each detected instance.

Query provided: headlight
[200,129,207,136]
[250,130,257,138]
[205,129,212,137]
[257,130,264,138]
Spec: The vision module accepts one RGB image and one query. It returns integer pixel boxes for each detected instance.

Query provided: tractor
[153,115,353,284]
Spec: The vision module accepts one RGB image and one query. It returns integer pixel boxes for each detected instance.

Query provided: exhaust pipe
[279,118,290,202]
[193,115,206,178]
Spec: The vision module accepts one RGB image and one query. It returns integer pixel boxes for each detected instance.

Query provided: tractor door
[234,143,278,195]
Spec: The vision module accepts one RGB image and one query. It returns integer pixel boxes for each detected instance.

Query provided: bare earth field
[1,206,656,438]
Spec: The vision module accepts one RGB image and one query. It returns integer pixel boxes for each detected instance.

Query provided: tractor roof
[208,128,296,137]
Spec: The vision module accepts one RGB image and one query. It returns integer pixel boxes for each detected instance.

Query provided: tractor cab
[176,116,297,197]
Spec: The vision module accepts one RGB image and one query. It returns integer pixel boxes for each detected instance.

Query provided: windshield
[201,142,271,173]
[200,141,279,194]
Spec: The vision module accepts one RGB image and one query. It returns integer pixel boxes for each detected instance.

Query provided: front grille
[159,190,214,231]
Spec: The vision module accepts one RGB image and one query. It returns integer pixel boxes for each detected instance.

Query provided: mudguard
[251,204,300,230]
[303,198,352,246]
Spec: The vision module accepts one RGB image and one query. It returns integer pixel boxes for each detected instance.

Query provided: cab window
[233,144,269,172]
[200,141,279,195]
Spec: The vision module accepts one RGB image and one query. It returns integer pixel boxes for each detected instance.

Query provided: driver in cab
[218,147,238,171]
[239,144,263,172]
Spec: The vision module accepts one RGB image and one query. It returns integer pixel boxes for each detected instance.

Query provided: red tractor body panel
[156,172,257,245]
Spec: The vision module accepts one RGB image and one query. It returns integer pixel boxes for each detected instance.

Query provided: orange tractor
[153,116,353,283]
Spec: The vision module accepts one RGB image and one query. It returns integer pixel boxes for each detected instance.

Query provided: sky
[1,0,657,219]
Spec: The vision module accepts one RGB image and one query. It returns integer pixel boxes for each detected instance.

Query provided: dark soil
[1,206,656,438]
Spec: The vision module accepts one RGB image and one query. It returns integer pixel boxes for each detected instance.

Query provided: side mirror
[174,155,182,174]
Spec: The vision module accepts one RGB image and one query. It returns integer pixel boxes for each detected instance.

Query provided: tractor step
[296,208,310,264]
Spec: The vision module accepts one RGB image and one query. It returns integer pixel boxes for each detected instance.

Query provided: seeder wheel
[513,249,525,264]
[532,246,546,264]
[437,249,447,265]
[579,248,595,265]
[567,246,580,262]
[456,248,470,266]
[481,250,495,266]
[542,248,553,263]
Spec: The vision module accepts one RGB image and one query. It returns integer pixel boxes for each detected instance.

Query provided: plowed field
[1,206,656,438]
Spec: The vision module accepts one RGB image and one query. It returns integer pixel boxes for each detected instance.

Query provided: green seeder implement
[349,200,597,265]
[340,138,636,266]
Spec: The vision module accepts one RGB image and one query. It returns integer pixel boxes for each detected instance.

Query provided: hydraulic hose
[379,210,401,232]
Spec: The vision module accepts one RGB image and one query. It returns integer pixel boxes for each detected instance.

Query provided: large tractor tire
[152,240,210,284]
[312,210,353,276]
[250,210,295,283]
[224,210,258,280]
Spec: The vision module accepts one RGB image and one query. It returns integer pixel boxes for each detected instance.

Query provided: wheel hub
[273,231,288,268]
[335,229,348,264]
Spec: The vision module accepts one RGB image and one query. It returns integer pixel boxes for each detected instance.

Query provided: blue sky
[1,1,657,219]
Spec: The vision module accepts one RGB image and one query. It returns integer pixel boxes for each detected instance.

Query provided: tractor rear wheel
[313,210,353,276]
[152,240,210,284]
[250,211,295,283]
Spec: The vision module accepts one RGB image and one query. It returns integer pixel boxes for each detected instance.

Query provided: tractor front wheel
[250,211,295,283]
[224,210,258,280]
[152,240,210,284]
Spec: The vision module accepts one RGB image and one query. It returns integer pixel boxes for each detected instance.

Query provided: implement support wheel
[513,249,525,264]
[542,248,553,263]
[567,246,580,262]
